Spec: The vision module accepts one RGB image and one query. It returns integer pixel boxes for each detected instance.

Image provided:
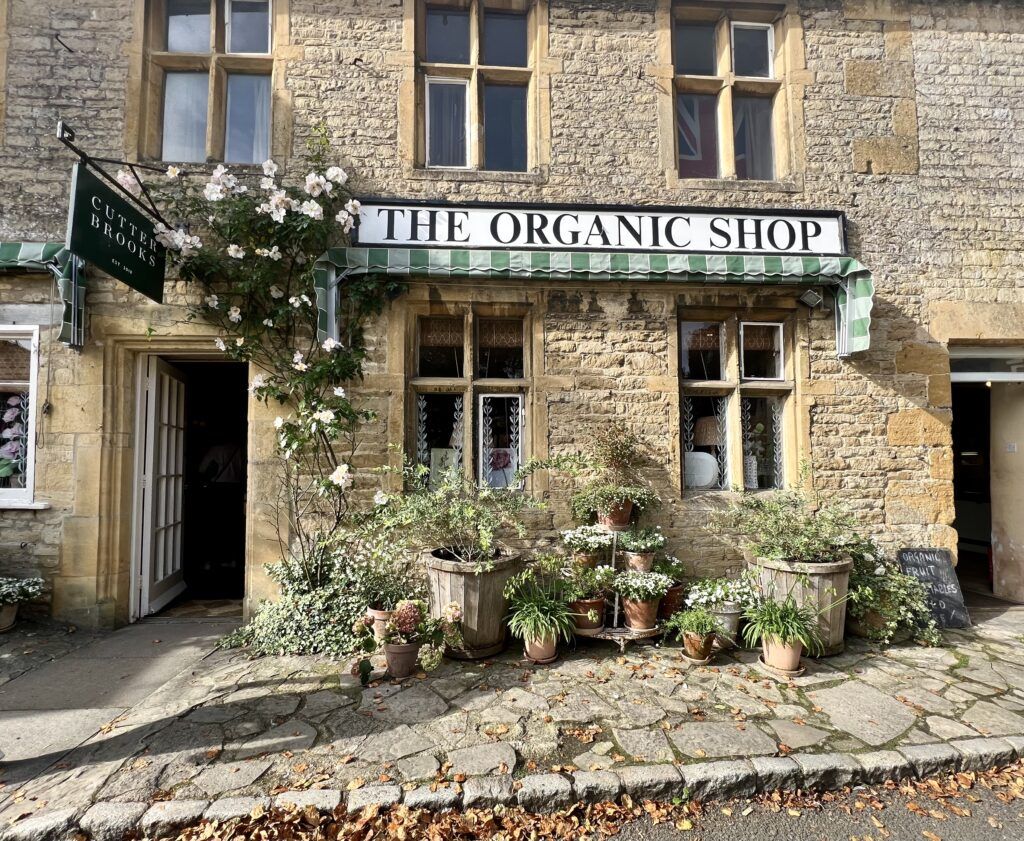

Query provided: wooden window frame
[425,76,473,169]
[0,325,39,506]
[140,0,277,163]
[413,0,540,173]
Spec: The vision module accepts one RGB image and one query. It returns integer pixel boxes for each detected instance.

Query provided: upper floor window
[418,1,534,172]
[671,5,781,182]
[0,327,39,505]
[146,1,273,163]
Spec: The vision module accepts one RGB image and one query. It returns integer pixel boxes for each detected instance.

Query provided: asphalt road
[618,783,1024,841]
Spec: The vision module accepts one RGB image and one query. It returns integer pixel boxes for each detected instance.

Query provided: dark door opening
[170,359,248,605]
[951,383,993,597]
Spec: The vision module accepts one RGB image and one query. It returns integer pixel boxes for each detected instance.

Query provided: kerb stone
[516,774,574,811]
[616,764,684,801]
[680,760,757,802]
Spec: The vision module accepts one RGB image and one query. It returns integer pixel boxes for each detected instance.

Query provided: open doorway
[134,357,248,620]
[951,383,992,597]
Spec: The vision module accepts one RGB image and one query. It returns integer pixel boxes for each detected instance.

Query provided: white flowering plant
[0,576,44,605]
[560,525,614,554]
[143,126,403,569]
[684,573,757,610]
[614,570,673,602]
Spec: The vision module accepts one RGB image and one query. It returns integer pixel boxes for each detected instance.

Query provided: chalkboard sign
[897,548,971,629]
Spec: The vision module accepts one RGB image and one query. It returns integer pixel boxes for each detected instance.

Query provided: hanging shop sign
[65,164,166,303]
[355,201,846,257]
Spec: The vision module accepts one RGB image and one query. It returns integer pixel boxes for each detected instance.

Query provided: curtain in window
[733,97,774,180]
[162,72,209,162]
[428,82,467,167]
[225,74,270,164]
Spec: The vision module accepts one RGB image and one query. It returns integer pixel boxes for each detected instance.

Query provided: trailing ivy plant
[132,126,402,572]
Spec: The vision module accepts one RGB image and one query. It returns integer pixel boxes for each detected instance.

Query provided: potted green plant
[683,574,756,648]
[505,562,575,664]
[571,481,659,531]
[619,527,666,572]
[373,463,531,659]
[846,543,940,646]
[664,607,723,664]
[614,570,672,630]
[741,593,823,675]
[375,598,464,679]
[560,525,614,568]
[712,490,858,655]
[653,555,688,620]
[352,531,428,640]
[563,563,615,635]
[0,577,43,632]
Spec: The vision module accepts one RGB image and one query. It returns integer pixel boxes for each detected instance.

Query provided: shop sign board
[897,547,971,629]
[355,201,846,256]
[65,164,166,303]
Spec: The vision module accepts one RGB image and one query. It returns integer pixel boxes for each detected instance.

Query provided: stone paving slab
[3,609,1024,834]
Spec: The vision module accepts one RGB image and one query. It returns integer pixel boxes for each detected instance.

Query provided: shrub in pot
[371,462,531,659]
[846,543,940,646]
[712,490,859,655]
[0,577,43,632]
[563,563,615,635]
[571,482,659,531]
[504,561,575,664]
[362,598,464,679]
[664,607,723,663]
[619,527,666,571]
[560,525,613,568]
[351,531,427,640]
[614,570,672,630]
[741,592,823,675]
[653,556,688,621]
[683,573,756,648]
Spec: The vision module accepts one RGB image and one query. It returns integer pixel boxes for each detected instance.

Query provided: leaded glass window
[479,394,522,489]
[415,393,464,486]
[0,330,38,502]
[741,396,784,490]
[682,394,728,490]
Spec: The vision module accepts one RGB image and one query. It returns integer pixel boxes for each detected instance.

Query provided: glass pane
[425,7,470,63]
[677,93,718,179]
[483,84,528,172]
[483,11,528,67]
[733,96,774,180]
[419,317,464,377]
[415,393,464,487]
[682,394,728,490]
[167,0,210,52]
[950,355,1024,374]
[674,22,716,75]
[225,74,271,164]
[742,323,783,379]
[679,321,722,380]
[477,318,524,378]
[733,25,772,77]
[480,395,522,489]
[742,397,784,490]
[427,81,467,167]
[0,339,31,491]
[162,72,209,162]
[229,0,270,53]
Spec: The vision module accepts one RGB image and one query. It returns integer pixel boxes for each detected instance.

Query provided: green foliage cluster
[741,594,824,655]
[0,576,44,605]
[664,607,723,640]
[504,563,575,645]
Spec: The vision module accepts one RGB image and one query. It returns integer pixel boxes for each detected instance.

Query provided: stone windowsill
[666,173,805,194]
[0,500,51,510]
[404,166,548,185]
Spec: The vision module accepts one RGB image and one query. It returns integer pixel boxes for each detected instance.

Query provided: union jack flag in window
[677,93,719,179]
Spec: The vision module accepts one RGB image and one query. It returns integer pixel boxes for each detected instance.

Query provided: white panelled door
[140,358,187,615]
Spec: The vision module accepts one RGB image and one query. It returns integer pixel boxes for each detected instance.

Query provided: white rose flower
[262,318,274,327]
[325,166,348,185]
[228,306,242,323]
[203,182,225,202]
[328,463,353,488]
[322,337,340,352]
[115,168,141,197]
[235,337,245,347]
[262,159,278,177]
[273,416,285,429]
[165,165,181,179]
[267,246,282,261]
[204,294,219,309]
[345,199,361,216]
[260,176,276,190]
[299,200,324,220]
[249,374,267,395]
[214,338,227,351]
[333,386,346,398]
[313,409,335,423]
[373,490,388,506]
[335,209,354,233]
[269,285,284,299]
[227,244,245,259]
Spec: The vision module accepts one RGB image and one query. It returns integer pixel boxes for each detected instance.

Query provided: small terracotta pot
[524,635,558,664]
[683,632,715,661]
[659,583,686,620]
[622,597,660,630]
[762,637,802,673]
[570,597,606,633]
[572,551,602,569]
[597,500,633,531]
[623,552,654,572]
[0,603,17,633]
[366,606,394,642]
[384,642,422,678]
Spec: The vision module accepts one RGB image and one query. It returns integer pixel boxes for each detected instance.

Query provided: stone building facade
[1,0,1024,627]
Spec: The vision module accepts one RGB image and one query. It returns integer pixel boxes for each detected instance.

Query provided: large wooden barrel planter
[424,549,523,660]
[746,555,853,656]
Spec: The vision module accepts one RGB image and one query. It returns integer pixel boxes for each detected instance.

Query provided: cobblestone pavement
[1,606,1024,838]
[0,618,106,687]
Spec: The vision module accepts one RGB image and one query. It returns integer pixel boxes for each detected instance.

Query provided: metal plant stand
[589,527,663,653]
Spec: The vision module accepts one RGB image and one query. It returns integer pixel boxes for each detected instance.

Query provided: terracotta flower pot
[683,632,715,661]
[0,603,17,633]
[659,583,686,620]
[761,637,803,673]
[366,606,394,642]
[570,597,606,634]
[622,597,659,630]
[524,635,557,664]
[384,641,422,679]
[572,551,602,569]
[623,551,654,572]
[597,501,633,531]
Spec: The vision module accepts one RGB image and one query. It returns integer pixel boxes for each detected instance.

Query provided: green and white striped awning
[315,248,874,356]
[0,242,85,348]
